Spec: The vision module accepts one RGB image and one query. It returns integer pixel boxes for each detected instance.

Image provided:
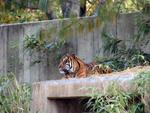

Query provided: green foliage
[38,0,62,18]
[0,8,47,24]
[87,0,149,15]
[24,33,67,64]
[0,0,47,24]
[97,0,121,22]
[95,6,150,71]
[38,0,48,12]
[118,0,150,13]
[4,0,38,10]
[96,34,149,71]
[85,71,150,113]
[95,32,150,71]
[24,34,46,51]
[133,71,150,96]
[135,14,150,44]
[0,0,149,24]
[85,85,142,113]
[0,73,31,113]
[131,71,150,112]
[24,34,66,52]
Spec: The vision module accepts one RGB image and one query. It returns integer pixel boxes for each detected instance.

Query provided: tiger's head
[58,54,79,75]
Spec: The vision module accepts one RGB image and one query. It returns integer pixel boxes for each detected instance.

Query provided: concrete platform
[31,66,150,113]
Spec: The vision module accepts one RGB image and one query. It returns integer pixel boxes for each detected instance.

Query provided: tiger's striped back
[91,64,112,75]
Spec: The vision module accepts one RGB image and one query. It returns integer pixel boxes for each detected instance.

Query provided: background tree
[0,0,149,23]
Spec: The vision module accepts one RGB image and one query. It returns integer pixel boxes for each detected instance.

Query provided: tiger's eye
[64,60,67,64]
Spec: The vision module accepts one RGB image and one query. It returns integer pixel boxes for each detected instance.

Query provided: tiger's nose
[63,69,68,72]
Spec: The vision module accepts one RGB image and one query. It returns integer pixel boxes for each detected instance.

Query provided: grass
[0,73,31,113]
[84,71,150,113]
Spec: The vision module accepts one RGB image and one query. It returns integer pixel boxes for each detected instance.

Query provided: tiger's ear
[71,54,76,58]
[66,53,70,56]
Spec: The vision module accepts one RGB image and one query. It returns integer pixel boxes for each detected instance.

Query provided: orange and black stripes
[58,54,112,78]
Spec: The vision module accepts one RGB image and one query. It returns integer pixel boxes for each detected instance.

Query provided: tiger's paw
[61,75,72,80]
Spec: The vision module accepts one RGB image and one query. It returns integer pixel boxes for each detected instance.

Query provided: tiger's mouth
[59,68,69,74]
[59,68,65,74]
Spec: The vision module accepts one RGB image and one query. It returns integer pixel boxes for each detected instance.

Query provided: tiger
[58,54,112,78]
[89,64,112,75]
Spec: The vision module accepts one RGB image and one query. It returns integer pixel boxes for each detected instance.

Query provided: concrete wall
[31,66,150,113]
[0,13,149,83]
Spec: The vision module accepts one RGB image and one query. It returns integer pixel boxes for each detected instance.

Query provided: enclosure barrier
[1,13,146,83]
[31,66,150,113]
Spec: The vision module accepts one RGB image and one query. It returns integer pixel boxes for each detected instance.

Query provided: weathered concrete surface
[0,13,150,83]
[31,66,150,113]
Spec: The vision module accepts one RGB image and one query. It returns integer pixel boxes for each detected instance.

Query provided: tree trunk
[60,0,80,18]
[80,0,86,16]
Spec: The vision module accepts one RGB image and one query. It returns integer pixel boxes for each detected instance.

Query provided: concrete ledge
[31,66,150,113]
